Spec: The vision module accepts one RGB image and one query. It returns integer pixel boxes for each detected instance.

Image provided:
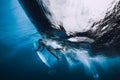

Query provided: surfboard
[33,41,58,67]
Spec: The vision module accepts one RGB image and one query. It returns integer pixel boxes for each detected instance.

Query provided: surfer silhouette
[35,39,62,60]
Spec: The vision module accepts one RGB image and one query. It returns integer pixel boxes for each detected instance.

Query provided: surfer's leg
[48,48,60,60]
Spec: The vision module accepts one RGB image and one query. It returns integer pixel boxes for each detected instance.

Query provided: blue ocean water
[0,0,120,80]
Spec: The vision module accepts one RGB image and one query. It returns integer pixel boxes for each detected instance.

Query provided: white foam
[37,0,118,35]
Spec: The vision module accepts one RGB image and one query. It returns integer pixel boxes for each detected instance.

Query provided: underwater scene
[1,0,120,80]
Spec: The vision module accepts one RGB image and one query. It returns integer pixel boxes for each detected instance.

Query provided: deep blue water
[0,0,120,80]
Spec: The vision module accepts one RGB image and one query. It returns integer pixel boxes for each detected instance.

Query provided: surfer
[35,39,62,60]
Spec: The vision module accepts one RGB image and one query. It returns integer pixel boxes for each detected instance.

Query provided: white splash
[37,0,118,35]
[46,39,62,49]
[63,48,100,80]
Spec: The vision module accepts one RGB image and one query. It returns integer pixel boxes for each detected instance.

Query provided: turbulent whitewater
[19,0,120,55]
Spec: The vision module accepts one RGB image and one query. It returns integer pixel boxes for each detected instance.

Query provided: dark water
[0,0,120,80]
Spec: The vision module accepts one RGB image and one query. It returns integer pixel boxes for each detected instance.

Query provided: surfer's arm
[40,41,47,47]
[35,41,46,52]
